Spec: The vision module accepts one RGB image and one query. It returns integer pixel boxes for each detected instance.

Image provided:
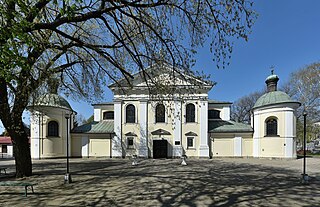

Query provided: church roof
[253,91,300,109]
[71,121,114,134]
[265,74,279,82]
[208,120,253,133]
[253,71,300,110]
[31,93,73,111]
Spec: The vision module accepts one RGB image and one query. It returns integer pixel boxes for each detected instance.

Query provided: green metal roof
[71,121,114,134]
[33,93,73,111]
[265,74,279,82]
[253,91,300,109]
[208,120,253,133]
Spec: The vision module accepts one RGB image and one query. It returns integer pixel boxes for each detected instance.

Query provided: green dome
[265,74,279,82]
[34,93,73,110]
[253,91,299,109]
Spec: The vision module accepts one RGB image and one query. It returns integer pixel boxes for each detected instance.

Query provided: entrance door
[153,140,168,158]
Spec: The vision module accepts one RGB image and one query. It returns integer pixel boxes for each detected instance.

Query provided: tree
[73,114,87,127]
[231,90,265,124]
[85,115,94,124]
[0,0,256,177]
[281,62,320,142]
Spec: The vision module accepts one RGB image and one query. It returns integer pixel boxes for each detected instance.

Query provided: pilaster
[253,111,260,157]
[94,108,101,122]
[81,136,89,158]
[234,136,242,157]
[284,110,295,158]
[199,100,209,157]
[139,100,148,157]
[222,106,230,121]
[112,100,123,157]
[173,100,182,157]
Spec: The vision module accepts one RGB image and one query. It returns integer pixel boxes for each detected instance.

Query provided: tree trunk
[12,131,32,177]
[0,77,32,177]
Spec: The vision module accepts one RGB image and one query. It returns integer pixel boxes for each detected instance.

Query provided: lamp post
[301,111,308,184]
[64,112,72,184]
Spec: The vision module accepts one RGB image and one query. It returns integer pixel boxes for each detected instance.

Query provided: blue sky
[1,0,320,133]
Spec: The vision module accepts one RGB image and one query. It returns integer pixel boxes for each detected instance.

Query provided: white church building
[29,65,300,159]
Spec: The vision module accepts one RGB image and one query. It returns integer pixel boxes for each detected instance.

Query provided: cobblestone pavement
[0,157,319,206]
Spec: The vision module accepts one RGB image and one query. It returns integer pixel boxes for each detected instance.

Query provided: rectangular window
[208,110,220,119]
[127,137,134,149]
[175,141,181,145]
[2,145,7,153]
[103,111,114,120]
[187,137,194,148]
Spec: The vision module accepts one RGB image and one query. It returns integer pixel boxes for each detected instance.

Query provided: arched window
[48,121,59,137]
[186,103,195,123]
[208,110,220,119]
[126,104,135,123]
[266,118,278,136]
[156,104,165,123]
[103,111,114,120]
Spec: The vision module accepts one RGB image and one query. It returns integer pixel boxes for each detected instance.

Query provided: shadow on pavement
[0,158,319,206]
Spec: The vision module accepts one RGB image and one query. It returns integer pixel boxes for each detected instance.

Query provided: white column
[199,100,209,157]
[253,111,260,157]
[139,100,148,157]
[81,136,89,157]
[173,100,182,157]
[112,100,123,157]
[284,110,295,158]
[30,112,40,159]
[234,136,242,157]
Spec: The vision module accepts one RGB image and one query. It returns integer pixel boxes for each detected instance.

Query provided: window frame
[155,104,165,123]
[186,103,196,123]
[265,117,278,136]
[187,136,195,149]
[127,137,134,149]
[103,111,114,120]
[208,109,221,120]
[125,104,136,123]
[1,145,8,153]
[47,120,59,137]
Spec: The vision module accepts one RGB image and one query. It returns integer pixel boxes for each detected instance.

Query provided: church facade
[29,65,300,159]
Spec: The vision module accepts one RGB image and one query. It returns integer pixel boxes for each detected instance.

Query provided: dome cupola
[253,69,300,110]
[265,69,279,92]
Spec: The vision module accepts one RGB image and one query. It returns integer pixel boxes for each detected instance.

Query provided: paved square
[0,158,319,206]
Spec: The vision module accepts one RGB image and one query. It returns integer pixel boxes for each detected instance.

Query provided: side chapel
[29,65,300,159]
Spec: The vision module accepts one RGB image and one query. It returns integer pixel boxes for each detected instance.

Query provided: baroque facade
[29,65,300,159]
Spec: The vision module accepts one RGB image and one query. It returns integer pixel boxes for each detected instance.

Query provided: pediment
[108,64,214,90]
[151,129,171,135]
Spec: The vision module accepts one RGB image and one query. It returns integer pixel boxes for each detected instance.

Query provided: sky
[1,0,320,133]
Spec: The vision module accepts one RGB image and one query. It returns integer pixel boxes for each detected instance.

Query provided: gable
[108,64,214,92]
